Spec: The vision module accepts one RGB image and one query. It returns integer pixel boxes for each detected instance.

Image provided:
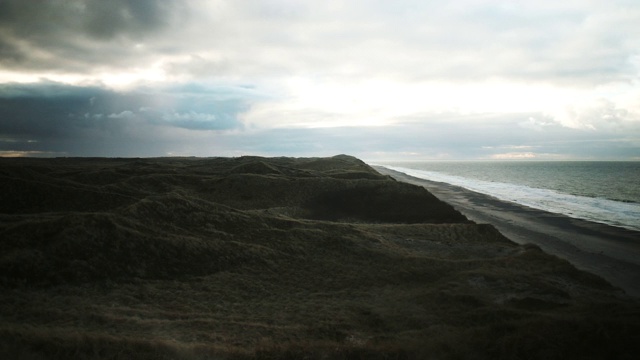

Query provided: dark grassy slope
[0,155,639,359]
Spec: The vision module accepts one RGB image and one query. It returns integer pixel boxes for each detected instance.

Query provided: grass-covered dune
[1,155,639,359]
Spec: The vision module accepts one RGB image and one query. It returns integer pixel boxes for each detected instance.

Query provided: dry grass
[1,155,639,359]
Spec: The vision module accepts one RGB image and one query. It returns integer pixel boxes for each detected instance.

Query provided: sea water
[376,161,640,232]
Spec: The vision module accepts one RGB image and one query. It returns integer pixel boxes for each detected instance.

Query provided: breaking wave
[383,165,640,232]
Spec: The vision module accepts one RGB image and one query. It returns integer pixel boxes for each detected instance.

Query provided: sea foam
[384,165,640,232]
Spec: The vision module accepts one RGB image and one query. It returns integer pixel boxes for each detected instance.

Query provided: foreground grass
[1,155,639,359]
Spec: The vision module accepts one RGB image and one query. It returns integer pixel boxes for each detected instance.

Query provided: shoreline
[374,165,640,297]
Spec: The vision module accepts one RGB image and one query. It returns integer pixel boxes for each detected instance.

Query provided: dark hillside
[0,155,639,359]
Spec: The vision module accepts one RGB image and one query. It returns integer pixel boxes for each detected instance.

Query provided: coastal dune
[374,166,640,298]
[1,155,639,359]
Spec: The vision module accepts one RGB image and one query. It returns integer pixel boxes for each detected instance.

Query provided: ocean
[376,161,640,232]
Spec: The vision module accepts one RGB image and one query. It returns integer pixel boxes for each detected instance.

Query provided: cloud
[0,81,261,156]
[490,152,537,160]
[0,1,639,159]
[1,0,638,86]
[210,112,639,160]
[1,86,638,159]
[0,0,185,73]
[0,150,63,158]
[519,117,560,132]
[194,0,639,84]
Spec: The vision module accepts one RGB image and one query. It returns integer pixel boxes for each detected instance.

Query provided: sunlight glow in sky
[1,0,639,160]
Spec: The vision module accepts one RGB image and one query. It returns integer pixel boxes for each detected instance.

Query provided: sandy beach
[375,165,640,297]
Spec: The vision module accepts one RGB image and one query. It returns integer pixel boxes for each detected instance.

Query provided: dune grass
[1,155,639,359]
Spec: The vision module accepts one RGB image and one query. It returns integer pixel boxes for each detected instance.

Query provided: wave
[383,165,640,232]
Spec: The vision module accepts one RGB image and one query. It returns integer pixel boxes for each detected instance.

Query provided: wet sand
[375,165,640,297]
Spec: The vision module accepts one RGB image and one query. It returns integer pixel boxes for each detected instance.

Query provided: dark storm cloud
[0,0,185,71]
[0,82,258,156]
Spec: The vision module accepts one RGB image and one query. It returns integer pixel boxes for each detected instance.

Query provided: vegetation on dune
[1,155,639,359]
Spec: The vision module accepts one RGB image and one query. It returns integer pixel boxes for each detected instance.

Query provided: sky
[1,0,639,161]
